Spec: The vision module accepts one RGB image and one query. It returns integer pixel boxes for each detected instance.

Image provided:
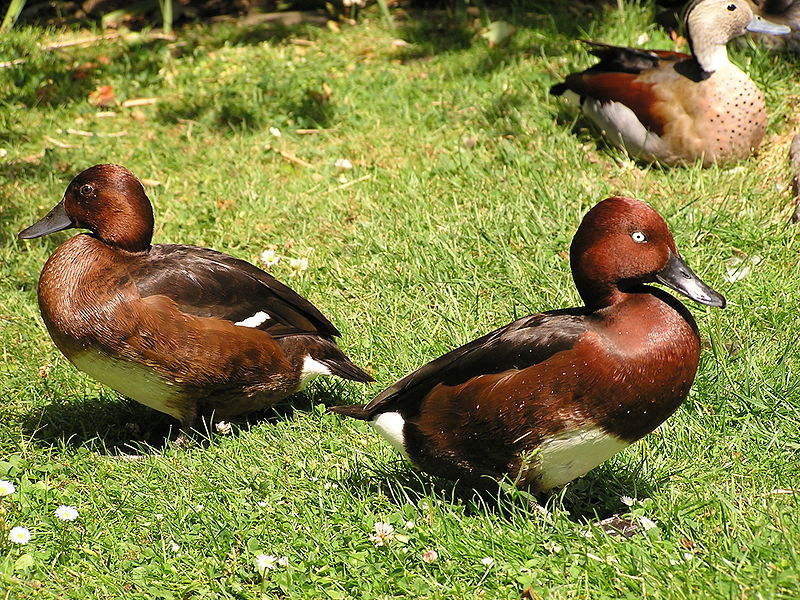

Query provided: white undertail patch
[297,355,333,389]
[370,411,410,460]
[235,311,271,328]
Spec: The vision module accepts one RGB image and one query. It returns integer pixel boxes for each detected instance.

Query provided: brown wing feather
[563,71,668,137]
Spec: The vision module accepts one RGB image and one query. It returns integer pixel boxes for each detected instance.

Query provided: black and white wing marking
[131,244,340,339]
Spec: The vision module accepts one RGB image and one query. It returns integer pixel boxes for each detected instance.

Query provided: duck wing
[130,244,340,339]
[550,41,695,136]
[331,310,588,419]
[582,41,688,74]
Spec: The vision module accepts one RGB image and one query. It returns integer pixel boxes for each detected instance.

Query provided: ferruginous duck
[330,196,725,492]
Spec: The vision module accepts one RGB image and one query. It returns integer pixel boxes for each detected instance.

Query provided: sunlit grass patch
[1,2,799,598]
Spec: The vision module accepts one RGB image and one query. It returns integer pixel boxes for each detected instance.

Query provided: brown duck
[551,0,790,166]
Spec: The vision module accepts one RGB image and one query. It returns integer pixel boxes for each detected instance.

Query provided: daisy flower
[289,257,309,275]
[55,505,79,521]
[480,557,494,567]
[255,554,277,573]
[260,249,280,269]
[0,480,15,496]
[334,158,353,170]
[9,526,31,545]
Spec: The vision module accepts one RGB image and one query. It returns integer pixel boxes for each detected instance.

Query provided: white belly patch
[70,350,185,420]
[533,426,629,491]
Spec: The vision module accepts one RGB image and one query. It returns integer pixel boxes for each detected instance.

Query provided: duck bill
[655,252,726,308]
[745,15,791,36]
[18,199,74,239]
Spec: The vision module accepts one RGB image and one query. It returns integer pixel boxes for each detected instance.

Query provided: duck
[751,0,800,46]
[550,0,790,167]
[19,164,373,430]
[330,196,725,493]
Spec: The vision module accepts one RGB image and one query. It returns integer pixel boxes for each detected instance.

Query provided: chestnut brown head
[19,164,155,253]
[569,196,726,310]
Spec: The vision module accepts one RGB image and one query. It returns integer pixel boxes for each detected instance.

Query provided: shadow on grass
[18,377,358,455]
[394,1,599,63]
[342,454,661,525]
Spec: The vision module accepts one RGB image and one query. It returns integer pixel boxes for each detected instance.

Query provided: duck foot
[592,513,651,538]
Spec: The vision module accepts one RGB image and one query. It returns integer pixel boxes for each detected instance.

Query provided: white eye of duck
[727,3,737,11]
[631,231,647,243]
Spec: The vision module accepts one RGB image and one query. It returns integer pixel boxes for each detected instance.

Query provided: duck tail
[327,403,373,420]
[321,358,374,383]
[550,82,568,96]
[282,335,374,383]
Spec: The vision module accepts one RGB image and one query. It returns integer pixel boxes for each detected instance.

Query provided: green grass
[1,1,799,597]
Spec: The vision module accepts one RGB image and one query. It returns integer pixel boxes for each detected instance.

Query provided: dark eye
[79,184,94,196]
[631,231,647,243]
[727,3,736,11]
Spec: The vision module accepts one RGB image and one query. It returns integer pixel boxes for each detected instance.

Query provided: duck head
[685,0,790,73]
[569,196,726,311]
[19,164,154,253]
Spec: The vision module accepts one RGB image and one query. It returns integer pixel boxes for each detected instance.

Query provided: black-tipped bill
[18,200,74,239]
[745,15,791,36]
[655,252,726,308]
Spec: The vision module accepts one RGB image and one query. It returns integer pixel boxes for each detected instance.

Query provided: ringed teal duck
[331,197,725,492]
[550,0,790,166]
[19,164,373,428]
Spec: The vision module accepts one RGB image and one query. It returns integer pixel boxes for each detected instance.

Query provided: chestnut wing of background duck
[550,43,695,137]
[131,244,341,340]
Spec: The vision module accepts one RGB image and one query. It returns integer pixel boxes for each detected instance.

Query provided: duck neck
[691,42,730,74]
[575,279,627,312]
[94,207,153,252]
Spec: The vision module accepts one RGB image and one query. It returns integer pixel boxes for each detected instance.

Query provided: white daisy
[260,249,280,269]
[255,554,277,572]
[55,505,79,521]
[289,257,309,275]
[480,557,494,567]
[0,480,15,496]
[334,158,353,170]
[9,526,31,545]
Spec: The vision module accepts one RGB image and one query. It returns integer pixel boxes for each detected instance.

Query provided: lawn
[1,1,799,598]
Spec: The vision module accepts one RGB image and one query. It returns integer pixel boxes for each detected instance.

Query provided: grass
[1,1,799,597]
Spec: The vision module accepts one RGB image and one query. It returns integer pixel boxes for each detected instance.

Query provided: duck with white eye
[329,196,726,493]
